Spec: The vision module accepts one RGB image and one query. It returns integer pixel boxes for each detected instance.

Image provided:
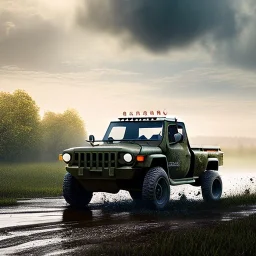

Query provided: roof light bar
[118,117,160,121]
[118,110,178,122]
[122,110,167,117]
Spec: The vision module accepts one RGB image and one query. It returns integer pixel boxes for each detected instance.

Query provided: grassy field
[89,213,256,256]
[0,162,66,205]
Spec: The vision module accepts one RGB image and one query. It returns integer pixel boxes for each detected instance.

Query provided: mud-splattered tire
[201,170,222,202]
[129,190,142,201]
[63,173,93,208]
[142,167,170,210]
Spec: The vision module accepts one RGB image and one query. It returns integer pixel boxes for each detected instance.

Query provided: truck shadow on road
[62,199,254,227]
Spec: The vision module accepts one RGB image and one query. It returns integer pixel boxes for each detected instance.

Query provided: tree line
[0,90,86,162]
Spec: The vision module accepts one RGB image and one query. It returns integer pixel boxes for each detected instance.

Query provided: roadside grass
[219,192,256,206]
[150,193,256,216]
[0,162,66,206]
[89,213,256,256]
[182,193,256,211]
[0,198,17,206]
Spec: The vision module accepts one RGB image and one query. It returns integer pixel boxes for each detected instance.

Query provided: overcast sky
[0,0,256,139]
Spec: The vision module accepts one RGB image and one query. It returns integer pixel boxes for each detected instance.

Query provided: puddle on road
[0,211,63,229]
[0,237,65,255]
[0,227,63,243]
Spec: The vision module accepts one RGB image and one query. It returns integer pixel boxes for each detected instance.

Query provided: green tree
[41,109,86,161]
[0,90,41,162]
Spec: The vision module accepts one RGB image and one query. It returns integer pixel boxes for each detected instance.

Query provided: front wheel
[201,170,222,202]
[63,173,93,208]
[142,167,170,210]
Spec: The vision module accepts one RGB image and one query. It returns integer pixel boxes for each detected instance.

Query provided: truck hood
[64,143,162,155]
[139,145,162,155]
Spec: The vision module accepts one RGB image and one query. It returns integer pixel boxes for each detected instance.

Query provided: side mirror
[89,135,95,143]
[107,137,114,143]
[174,133,183,143]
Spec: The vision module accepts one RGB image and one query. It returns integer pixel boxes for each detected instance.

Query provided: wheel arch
[206,158,219,171]
[145,154,169,177]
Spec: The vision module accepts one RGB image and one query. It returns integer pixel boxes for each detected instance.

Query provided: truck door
[166,123,191,179]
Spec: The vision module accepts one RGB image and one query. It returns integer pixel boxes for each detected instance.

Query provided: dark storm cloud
[77,0,256,68]
[77,0,237,51]
[1,0,255,71]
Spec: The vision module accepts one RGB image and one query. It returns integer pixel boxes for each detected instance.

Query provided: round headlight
[63,153,71,163]
[123,153,132,163]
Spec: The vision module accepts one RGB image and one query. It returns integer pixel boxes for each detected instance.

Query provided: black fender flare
[206,158,219,171]
[144,154,169,177]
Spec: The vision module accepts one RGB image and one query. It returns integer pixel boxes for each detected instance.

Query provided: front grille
[73,152,117,169]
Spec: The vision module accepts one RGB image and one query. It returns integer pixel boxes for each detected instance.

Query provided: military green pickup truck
[60,115,224,210]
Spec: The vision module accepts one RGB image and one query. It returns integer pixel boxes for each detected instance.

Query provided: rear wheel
[63,173,93,208]
[201,170,222,202]
[142,167,170,210]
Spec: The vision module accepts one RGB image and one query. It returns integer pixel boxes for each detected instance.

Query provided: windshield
[103,121,163,141]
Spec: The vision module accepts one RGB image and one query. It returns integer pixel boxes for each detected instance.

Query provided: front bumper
[66,166,142,180]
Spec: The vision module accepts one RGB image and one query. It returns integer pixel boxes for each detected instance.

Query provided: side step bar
[169,177,196,186]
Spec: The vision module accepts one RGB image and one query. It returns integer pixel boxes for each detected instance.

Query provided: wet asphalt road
[0,171,256,255]
[0,198,256,255]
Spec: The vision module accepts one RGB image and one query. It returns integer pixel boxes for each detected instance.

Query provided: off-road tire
[129,190,142,201]
[201,170,222,202]
[63,173,93,208]
[142,167,170,210]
